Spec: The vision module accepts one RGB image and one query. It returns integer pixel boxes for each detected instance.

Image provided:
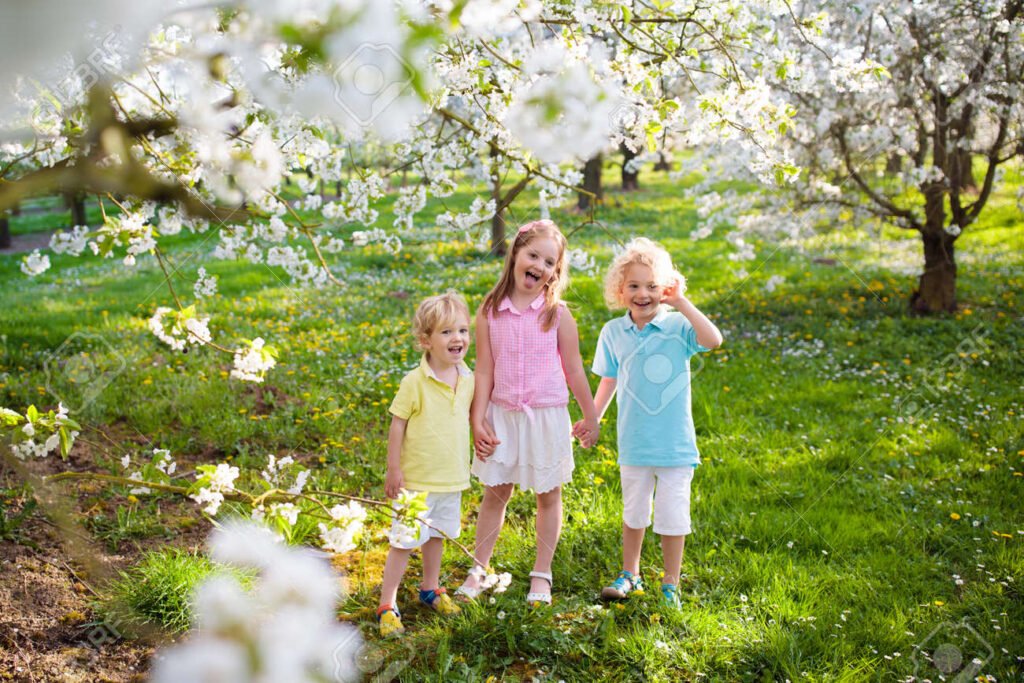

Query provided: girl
[457,219,599,606]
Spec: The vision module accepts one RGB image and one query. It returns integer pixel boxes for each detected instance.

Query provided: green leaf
[26,405,39,422]
[59,427,72,459]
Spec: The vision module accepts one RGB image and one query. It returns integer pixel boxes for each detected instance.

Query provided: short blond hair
[413,290,471,349]
[603,237,676,309]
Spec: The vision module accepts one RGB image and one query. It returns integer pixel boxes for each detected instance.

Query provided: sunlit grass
[1,169,1021,680]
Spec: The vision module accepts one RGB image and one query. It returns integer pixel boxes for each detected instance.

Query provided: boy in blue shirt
[583,237,723,608]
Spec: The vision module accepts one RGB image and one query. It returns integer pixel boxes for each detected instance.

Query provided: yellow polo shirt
[388,355,474,492]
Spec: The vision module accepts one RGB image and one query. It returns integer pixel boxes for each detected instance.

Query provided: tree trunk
[885,153,902,174]
[0,215,10,249]
[65,192,87,227]
[577,154,603,211]
[489,145,506,256]
[910,185,958,313]
[621,144,639,191]
[654,151,671,172]
[953,149,977,193]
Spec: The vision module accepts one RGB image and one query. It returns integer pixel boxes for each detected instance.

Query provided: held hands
[661,270,688,308]
[473,419,501,460]
[571,417,599,449]
[384,466,405,499]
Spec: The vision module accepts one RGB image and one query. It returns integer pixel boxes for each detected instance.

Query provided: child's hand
[573,417,599,449]
[473,419,501,460]
[385,467,405,499]
[661,270,688,307]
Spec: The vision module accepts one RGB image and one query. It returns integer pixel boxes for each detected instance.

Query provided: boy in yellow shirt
[377,291,474,636]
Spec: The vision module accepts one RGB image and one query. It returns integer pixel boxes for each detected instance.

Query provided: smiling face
[620,262,664,325]
[421,312,471,367]
[513,236,561,296]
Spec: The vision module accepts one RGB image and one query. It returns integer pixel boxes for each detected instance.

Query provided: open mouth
[524,270,542,285]
[633,299,652,307]
[448,344,465,354]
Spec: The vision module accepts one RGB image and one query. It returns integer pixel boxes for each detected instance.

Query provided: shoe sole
[600,587,628,600]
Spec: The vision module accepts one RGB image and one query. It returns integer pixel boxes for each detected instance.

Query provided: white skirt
[471,402,574,493]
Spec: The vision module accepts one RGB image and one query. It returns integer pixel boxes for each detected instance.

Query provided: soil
[0,431,213,683]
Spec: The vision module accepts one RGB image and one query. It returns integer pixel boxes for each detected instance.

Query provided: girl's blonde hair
[481,219,569,331]
[603,237,676,309]
[413,290,471,349]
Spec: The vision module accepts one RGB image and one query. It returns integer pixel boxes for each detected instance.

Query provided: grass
[1,169,1022,681]
[101,547,247,634]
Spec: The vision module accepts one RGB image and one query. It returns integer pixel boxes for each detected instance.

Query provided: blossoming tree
[1,0,810,376]
[688,0,1022,313]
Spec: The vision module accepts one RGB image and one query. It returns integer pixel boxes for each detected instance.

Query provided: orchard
[1,2,1021,681]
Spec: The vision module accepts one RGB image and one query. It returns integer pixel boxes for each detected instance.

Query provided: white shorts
[388,491,462,550]
[620,465,695,536]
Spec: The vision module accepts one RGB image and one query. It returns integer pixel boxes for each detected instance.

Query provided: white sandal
[526,571,553,606]
[455,567,486,601]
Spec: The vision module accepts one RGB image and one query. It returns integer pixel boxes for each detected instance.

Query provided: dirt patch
[0,518,152,683]
[0,437,214,683]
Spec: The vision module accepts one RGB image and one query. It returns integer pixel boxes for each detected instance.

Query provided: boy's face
[422,312,471,366]
[620,263,664,324]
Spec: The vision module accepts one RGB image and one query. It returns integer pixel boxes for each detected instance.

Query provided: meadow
[1,170,1021,682]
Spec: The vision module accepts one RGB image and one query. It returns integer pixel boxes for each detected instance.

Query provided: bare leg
[661,534,686,585]
[379,546,413,609]
[420,537,444,591]
[622,524,646,576]
[462,483,514,589]
[531,486,562,594]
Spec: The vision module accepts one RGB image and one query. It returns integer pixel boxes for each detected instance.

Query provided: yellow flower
[593,476,605,486]
[950,513,961,521]
[127,495,139,504]
[934,600,944,606]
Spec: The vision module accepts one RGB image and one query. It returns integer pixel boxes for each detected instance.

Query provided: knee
[486,484,514,507]
[536,487,561,511]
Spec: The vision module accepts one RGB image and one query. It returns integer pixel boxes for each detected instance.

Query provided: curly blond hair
[412,290,471,349]
[603,237,677,309]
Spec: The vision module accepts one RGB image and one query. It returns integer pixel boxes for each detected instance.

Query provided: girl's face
[620,263,664,323]
[513,236,560,296]
[423,312,471,366]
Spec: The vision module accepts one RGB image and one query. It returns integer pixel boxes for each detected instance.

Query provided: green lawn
[1,171,1021,681]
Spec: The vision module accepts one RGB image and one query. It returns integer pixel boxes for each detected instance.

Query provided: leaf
[26,405,39,422]
[59,428,72,459]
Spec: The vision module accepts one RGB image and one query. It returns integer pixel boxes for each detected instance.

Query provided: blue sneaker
[661,583,681,609]
[601,570,644,600]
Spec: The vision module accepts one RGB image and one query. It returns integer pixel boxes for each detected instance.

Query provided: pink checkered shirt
[487,294,569,412]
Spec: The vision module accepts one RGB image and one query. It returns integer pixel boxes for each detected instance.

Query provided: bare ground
[0,434,213,683]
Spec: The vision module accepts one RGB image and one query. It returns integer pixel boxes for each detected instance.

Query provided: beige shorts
[620,465,695,536]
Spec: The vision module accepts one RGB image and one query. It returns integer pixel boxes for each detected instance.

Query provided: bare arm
[385,416,408,499]
[664,276,723,349]
[471,307,500,458]
[558,308,599,447]
[593,376,618,421]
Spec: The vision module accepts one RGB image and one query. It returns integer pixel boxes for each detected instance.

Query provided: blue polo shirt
[592,308,709,467]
